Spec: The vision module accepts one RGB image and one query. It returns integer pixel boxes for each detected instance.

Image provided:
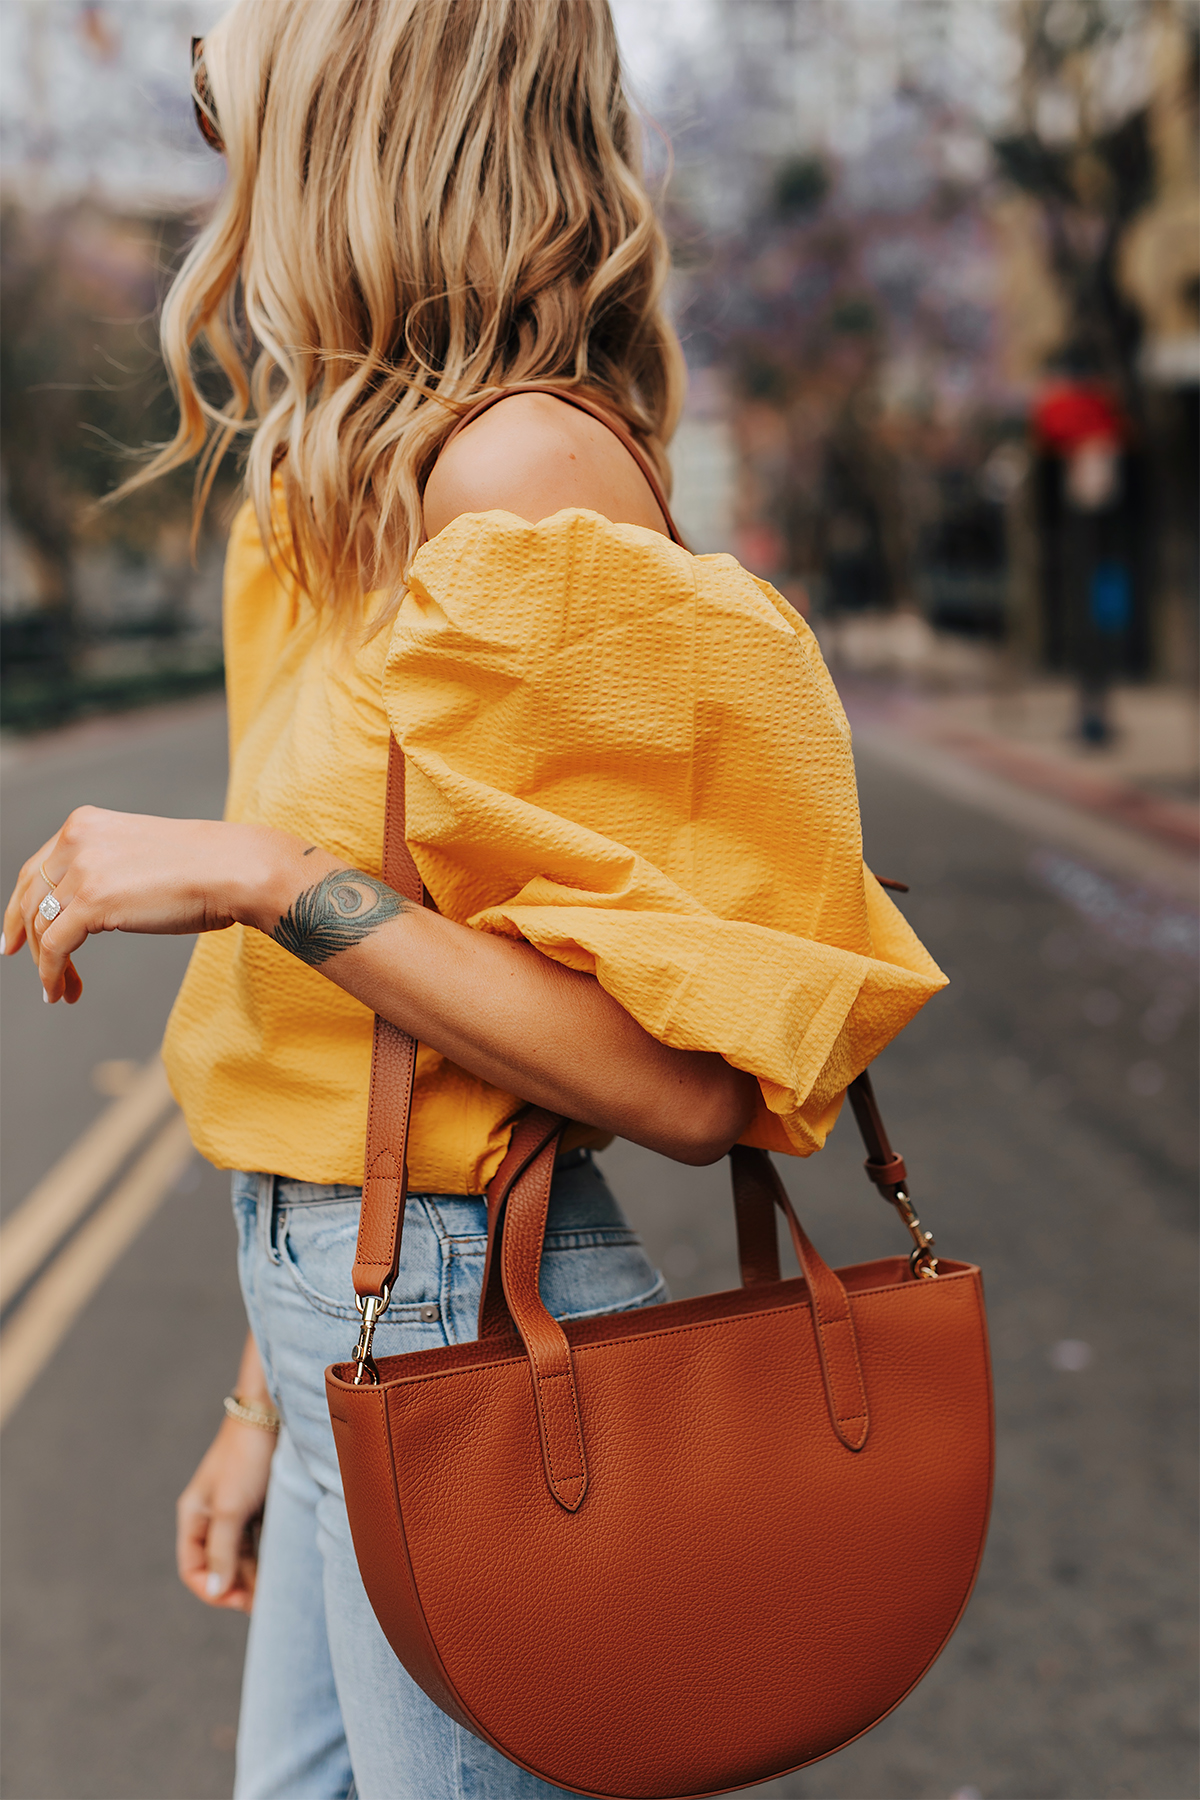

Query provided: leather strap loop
[847,1070,910,1202]
[496,1120,589,1512]
[865,1153,909,1192]
[730,1147,870,1452]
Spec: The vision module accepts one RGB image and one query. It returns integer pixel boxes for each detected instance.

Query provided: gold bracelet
[223,1393,281,1433]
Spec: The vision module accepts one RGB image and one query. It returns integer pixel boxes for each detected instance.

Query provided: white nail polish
[42,990,49,1005]
[205,1571,224,1598]
[0,933,6,955]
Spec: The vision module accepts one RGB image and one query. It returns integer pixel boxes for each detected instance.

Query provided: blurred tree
[773,155,830,218]
[989,0,1199,702]
[0,200,235,722]
[992,1,1157,401]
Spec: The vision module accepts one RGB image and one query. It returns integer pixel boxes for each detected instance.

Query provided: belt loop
[256,1172,277,1263]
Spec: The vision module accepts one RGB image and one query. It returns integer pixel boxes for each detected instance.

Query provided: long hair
[125,0,686,624]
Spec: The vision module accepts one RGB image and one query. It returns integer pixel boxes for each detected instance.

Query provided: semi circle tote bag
[325,741,994,1798]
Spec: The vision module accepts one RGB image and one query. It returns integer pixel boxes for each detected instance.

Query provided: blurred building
[1,0,1195,730]
[992,0,1200,704]
[662,0,1199,694]
[0,1,229,728]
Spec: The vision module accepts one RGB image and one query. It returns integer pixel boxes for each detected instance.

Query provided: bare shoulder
[422,393,670,541]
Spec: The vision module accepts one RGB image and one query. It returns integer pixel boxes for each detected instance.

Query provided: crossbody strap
[351,737,425,1302]
[438,383,686,547]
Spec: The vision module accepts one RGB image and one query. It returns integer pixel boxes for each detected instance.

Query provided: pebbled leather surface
[731,1146,869,1451]
[328,1251,993,1798]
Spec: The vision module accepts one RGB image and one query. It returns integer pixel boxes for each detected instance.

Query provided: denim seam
[258,1173,283,1266]
[543,1228,639,1252]
[277,1230,435,1324]
[420,1196,453,1243]
[272,1186,363,1207]
[452,1723,468,1800]
[278,1273,435,1325]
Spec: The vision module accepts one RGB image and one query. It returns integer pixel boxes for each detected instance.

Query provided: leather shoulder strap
[351,738,427,1299]
[846,1068,909,1203]
[436,384,686,548]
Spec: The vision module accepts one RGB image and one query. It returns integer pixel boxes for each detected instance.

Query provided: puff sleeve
[383,509,946,1156]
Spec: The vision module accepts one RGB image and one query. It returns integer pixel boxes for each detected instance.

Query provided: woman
[3,3,944,1795]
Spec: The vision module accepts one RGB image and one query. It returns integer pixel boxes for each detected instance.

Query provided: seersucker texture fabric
[163,503,945,1191]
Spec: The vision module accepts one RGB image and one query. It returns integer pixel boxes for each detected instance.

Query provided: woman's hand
[1,808,301,1003]
[177,1416,277,1613]
[177,1331,278,1613]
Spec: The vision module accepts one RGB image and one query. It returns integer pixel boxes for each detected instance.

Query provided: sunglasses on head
[191,36,225,153]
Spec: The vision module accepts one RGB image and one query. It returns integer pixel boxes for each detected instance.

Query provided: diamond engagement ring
[38,892,62,923]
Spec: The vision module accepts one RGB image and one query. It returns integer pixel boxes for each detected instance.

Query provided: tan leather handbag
[326,734,994,1799]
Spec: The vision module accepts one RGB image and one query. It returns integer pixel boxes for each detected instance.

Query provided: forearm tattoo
[272,869,408,967]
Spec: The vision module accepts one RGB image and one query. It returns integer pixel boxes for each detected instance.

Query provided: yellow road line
[0,1113,193,1430]
[0,1056,174,1309]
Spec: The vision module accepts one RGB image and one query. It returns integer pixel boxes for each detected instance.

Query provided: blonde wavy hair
[124,0,686,624]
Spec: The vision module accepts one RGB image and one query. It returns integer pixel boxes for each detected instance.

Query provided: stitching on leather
[372,1267,974,1391]
[813,1306,869,1432]
[387,1295,818,1388]
[363,1158,401,1267]
[535,1368,584,1486]
[357,1026,416,1277]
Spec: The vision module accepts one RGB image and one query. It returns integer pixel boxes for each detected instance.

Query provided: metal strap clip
[350,1283,392,1385]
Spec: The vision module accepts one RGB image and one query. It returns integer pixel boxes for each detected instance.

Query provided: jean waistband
[235,1146,593,1213]
[232,1148,633,1241]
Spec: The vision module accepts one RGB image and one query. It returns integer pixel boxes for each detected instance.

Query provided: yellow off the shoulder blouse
[162,502,945,1192]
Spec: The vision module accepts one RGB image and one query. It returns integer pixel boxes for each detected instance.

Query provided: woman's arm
[4,814,756,1164]
[258,841,756,1165]
[3,402,758,1163]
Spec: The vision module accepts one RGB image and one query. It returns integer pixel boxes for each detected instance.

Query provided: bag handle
[481,1126,871,1511]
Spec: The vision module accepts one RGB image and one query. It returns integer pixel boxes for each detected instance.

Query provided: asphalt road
[1,696,1196,1800]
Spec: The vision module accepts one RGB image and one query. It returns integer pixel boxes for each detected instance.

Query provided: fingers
[2,835,61,960]
[176,1489,254,1613]
[202,1504,248,1604]
[176,1488,210,1588]
[35,892,92,1004]
[176,1420,275,1614]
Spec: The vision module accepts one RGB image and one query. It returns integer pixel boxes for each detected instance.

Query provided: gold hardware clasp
[350,1284,391,1385]
[890,1186,939,1279]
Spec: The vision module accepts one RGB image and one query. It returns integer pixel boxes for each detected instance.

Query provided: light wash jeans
[231,1152,668,1800]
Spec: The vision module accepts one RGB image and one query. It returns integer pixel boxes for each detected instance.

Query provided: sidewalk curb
[853,722,1199,908]
[920,726,1199,858]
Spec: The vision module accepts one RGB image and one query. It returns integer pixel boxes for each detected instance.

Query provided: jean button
[419,1303,439,1322]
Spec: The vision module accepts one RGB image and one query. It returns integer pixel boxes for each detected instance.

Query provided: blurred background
[1,5,1197,1799]
[2,0,1198,740]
